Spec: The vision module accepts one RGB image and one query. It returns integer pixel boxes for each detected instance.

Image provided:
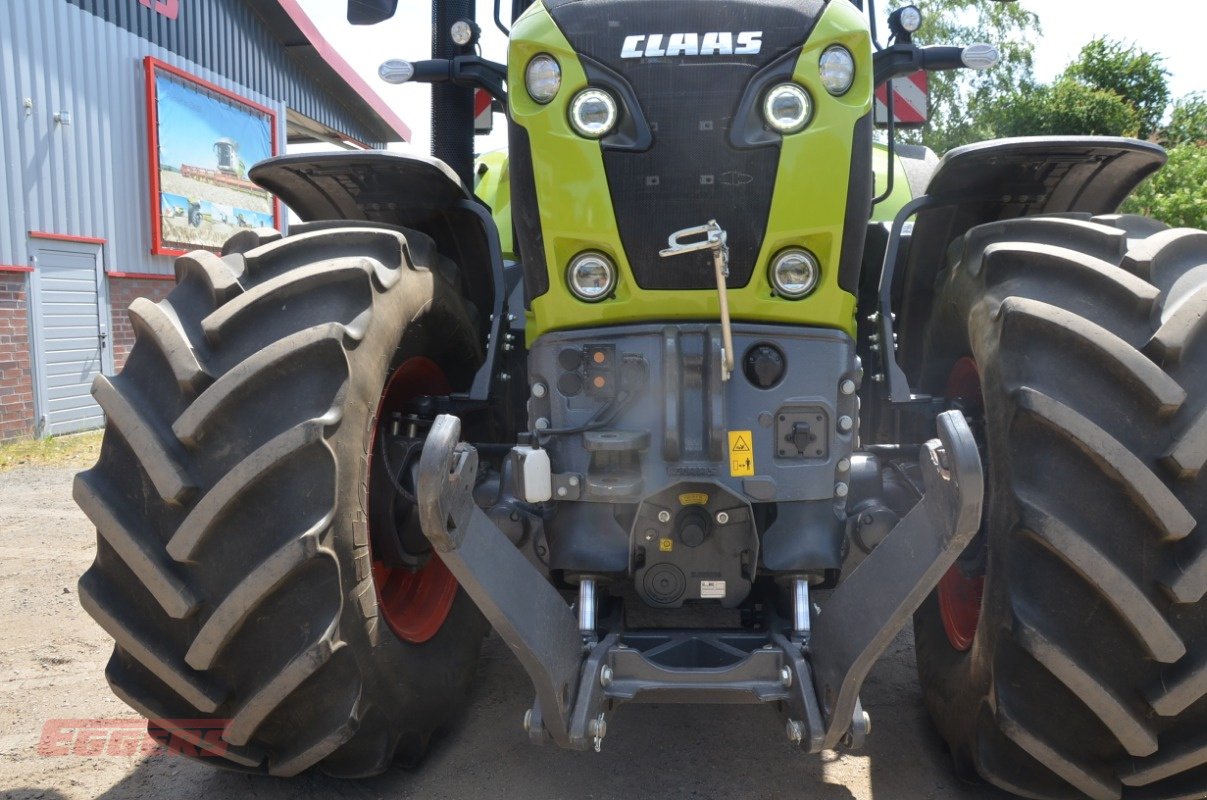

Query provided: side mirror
[348,0,398,25]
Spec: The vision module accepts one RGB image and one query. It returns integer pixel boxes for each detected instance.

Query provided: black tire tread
[73,472,199,619]
[78,226,487,777]
[1013,386,1194,541]
[91,375,194,503]
[915,213,1207,800]
[1018,500,1185,664]
[126,297,210,391]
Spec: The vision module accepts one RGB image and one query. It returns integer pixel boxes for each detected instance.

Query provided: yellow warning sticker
[678,492,709,507]
[728,430,755,477]
[659,537,674,552]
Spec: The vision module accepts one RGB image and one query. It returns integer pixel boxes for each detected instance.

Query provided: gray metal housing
[527,323,861,576]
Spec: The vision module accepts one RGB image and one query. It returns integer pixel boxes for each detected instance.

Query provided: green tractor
[75,0,1207,797]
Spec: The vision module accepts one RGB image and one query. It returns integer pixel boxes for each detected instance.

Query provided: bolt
[835,482,849,498]
[862,710,872,736]
[523,708,534,733]
[657,510,671,524]
[535,417,550,430]
[716,511,730,525]
[840,379,857,396]
[498,372,512,382]
[568,475,580,487]
[557,486,568,497]
[600,666,613,687]
[872,374,885,383]
[780,666,792,688]
[861,513,874,526]
[838,416,854,433]
[837,457,851,473]
[786,719,804,745]
[532,382,547,398]
[507,313,517,322]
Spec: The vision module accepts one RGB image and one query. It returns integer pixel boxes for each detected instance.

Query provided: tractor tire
[76,226,488,777]
[914,213,1207,800]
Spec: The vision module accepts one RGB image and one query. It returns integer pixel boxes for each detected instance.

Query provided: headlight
[450,19,478,47]
[770,249,820,299]
[898,6,922,33]
[819,46,856,96]
[567,252,617,302]
[569,89,618,139]
[525,55,562,104]
[762,83,812,134]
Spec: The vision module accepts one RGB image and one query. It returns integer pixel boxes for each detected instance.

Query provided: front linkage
[417,410,982,752]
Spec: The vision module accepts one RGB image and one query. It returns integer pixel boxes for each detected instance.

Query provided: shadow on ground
[90,632,1012,800]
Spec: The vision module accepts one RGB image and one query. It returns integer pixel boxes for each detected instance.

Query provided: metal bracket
[809,409,983,749]
[660,221,734,381]
[875,194,940,403]
[417,415,585,747]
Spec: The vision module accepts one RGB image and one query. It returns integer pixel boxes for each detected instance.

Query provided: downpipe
[416,411,983,752]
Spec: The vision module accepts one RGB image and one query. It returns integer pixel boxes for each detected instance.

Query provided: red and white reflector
[874,70,928,127]
[474,89,494,135]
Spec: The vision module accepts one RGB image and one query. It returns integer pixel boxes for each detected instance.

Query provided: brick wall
[0,274,35,442]
[107,276,175,371]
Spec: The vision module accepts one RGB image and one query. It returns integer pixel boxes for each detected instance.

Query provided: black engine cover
[543,0,827,290]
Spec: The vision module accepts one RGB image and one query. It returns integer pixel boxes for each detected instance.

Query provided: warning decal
[728,431,755,477]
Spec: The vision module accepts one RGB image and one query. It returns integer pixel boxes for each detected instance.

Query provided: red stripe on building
[28,232,107,245]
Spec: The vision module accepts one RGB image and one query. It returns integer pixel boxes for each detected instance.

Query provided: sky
[294,0,1203,156]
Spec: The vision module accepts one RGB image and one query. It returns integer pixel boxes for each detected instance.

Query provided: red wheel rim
[368,357,459,644]
[937,566,985,652]
[936,357,985,652]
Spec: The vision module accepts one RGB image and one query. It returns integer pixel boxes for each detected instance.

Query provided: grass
[0,429,103,472]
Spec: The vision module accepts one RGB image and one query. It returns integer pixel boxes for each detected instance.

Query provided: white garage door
[30,241,113,436]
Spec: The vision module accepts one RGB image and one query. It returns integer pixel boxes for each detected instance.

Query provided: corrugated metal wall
[64,0,389,146]
[0,0,288,276]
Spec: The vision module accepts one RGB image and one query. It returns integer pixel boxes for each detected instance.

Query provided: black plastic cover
[249,151,499,347]
[895,136,1167,376]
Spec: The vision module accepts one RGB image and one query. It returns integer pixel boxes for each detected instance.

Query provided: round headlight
[567,252,617,302]
[819,46,856,96]
[899,6,923,33]
[525,55,562,104]
[450,19,477,47]
[569,89,618,139]
[770,249,820,299]
[763,83,813,134]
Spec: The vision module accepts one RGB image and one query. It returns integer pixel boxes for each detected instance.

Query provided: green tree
[1064,38,1170,138]
[1166,93,1207,146]
[904,0,1041,153]
[1122,144,1207,228]
[979,77,1141,138]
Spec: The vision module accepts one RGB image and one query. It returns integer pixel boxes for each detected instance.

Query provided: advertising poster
[146,58,279,255]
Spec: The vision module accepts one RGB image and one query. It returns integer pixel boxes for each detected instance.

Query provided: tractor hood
[544,0,828,291]
[507,0,872,340]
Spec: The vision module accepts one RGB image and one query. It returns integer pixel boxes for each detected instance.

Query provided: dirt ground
[0,463,1012,800]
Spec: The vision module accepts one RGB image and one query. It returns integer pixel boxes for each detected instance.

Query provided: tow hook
[659,220,735,381]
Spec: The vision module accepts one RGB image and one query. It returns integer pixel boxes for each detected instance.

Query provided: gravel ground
[0,465,1011,800]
